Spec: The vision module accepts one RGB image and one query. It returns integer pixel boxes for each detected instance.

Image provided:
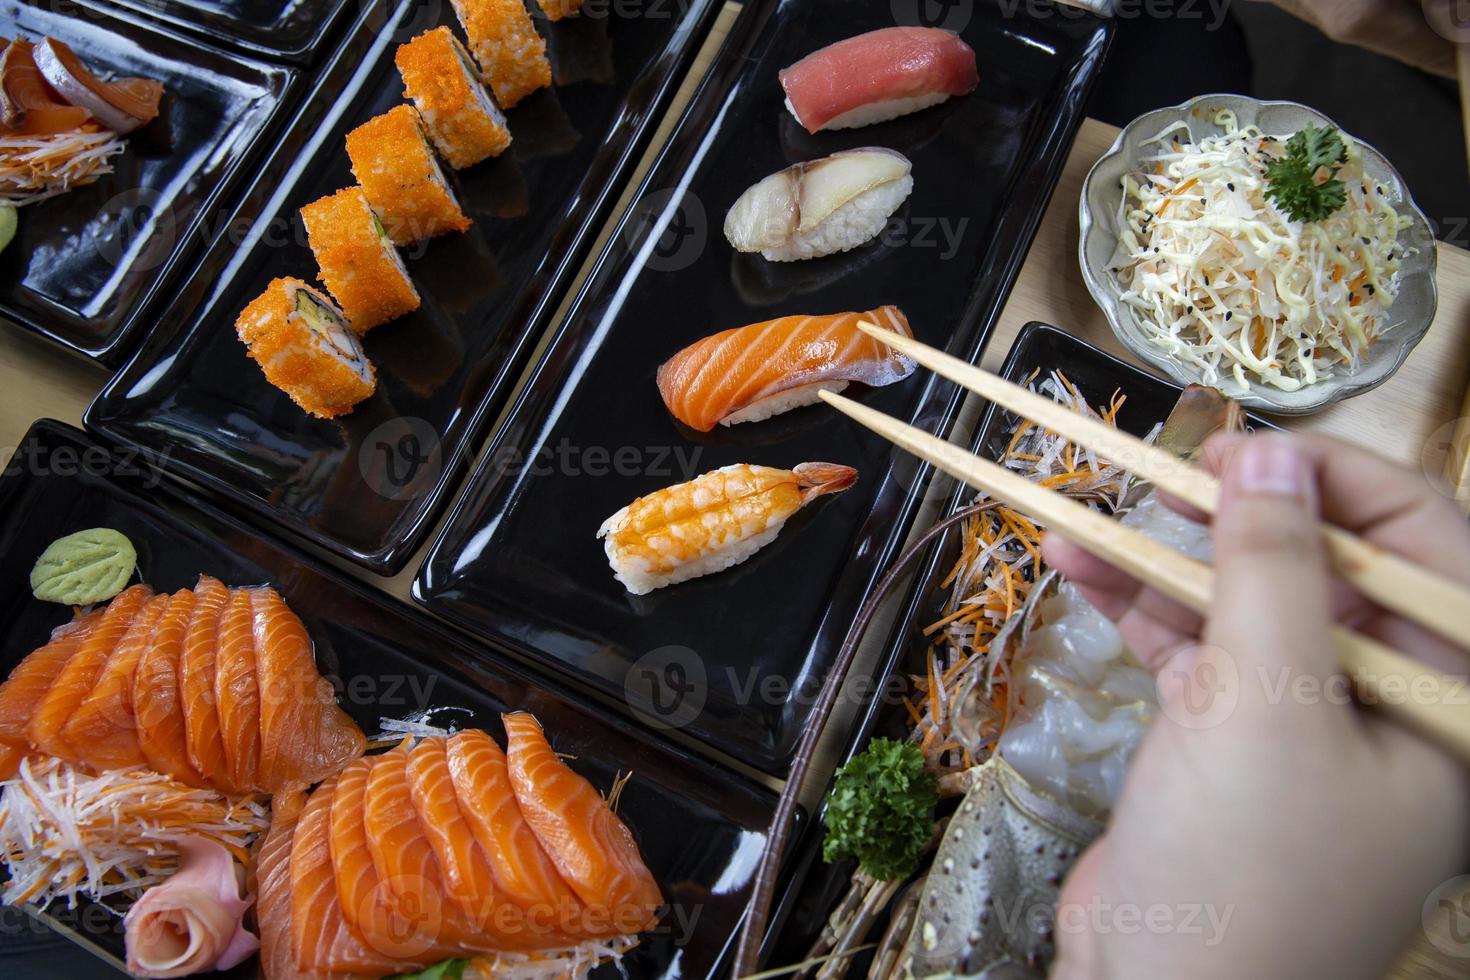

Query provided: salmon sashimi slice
[215,587,262,793]
[406,736,581,947]
[330,756,453,965]
[65,593,170,772]
[132,588,206,787]
[257,789,309,980]
[33,38,161,134]
[291,776,408,975]
[364,744,539,953]
[28,584,153,761]
[655,305,916,432]
[446,729,585,924]
[0,610,102,778]
[502,713,663,936]
[0,40,89,135]
[181,575,232,791]
[252,587,364,791]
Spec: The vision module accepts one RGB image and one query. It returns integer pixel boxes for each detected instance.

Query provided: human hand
[1043,431,1470,979]
[1250,0,1458,78]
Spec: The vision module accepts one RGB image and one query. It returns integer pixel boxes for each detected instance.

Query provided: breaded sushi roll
[300,187,420,334]
[449,0,551,109]
[536,0,583,20]
[394,27,512,169]
[236,278,375,420]
[346,105,470,245]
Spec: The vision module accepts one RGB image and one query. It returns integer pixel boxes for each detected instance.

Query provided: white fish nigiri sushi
[724,148,913,262]
[598,463,856,594]
[779,27,978,134]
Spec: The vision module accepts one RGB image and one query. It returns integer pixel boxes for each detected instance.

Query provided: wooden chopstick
[855,321,1470,649]
[819,389,1470,762]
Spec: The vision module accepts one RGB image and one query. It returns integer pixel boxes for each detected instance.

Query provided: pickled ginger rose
[123,838,258,978]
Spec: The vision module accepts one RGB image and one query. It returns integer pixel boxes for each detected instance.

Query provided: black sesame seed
[1366,284,1375,295]
[1227,182,1235,192]
[1361,236,1370,245]
[1225,311,1233,321]
[1186,305,1193,313]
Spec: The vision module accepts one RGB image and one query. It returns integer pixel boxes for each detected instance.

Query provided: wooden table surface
[1,5,1468,976]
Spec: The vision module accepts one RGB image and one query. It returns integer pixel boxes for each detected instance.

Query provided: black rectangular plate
[761,322,1272,965]
[0,419,780,979]
[86,0,722,574]
[93,0,355,64]
[0,0,296,366]
[413,0,1114,775]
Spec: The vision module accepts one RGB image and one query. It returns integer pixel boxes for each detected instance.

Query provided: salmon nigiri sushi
[657,305,916,431]
[778,27,978,134]
[598,463,857,594]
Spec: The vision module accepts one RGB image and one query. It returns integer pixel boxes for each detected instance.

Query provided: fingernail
[1237,437,1310,498]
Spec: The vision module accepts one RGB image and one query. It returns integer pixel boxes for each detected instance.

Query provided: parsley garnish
[1264,123,1349,223]
[822,738,937,881]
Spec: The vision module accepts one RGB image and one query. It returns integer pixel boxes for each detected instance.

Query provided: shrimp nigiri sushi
[656,305,916,431]
[599,463,857,594]
[779,27,978,134]
[724,148,912,262]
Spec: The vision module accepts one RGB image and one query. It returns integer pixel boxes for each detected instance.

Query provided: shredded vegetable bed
[909,371,1135,779]
[0,756,269,910]
[1113,109,1410,392]
[0,128,126,205]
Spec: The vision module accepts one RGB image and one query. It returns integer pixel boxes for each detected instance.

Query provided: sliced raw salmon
[256,789,306,980]
[181,575,232,791]
[406,736,580,946]
[0,610,101,778]
[330,756,448,965]
[363,744,542,953]
[502,712,663,936]
[132,588,206,787]
[446,729,585,923]
[0,40,88,135]
[291,775,412,975]
[215,587,261,792]
[65,592,170,772]
[28,584,152,761]
[253,587,363,791]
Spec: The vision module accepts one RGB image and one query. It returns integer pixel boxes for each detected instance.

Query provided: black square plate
[93,0,356,64]
[0,419,780,979]
[414,0,1114,774]
[0,0,296,366]
[761,321,1272,964]
[86,0,722,573]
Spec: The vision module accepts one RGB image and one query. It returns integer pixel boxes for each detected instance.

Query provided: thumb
[1206,433,1339,684]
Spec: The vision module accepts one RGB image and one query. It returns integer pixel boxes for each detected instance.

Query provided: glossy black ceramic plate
[760,322,1271,966]
[87,0,721,573]
[414,0,1114,775]
[95,0,354,63]
[0,419,779,979]
[0,0,296,366]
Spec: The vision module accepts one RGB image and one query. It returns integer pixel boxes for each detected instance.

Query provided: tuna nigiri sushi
[657,305,916,431]
[724,147,913,262]
[599,462,857,594]
[779,27,978,134]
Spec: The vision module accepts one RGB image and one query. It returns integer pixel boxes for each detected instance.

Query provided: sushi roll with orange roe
[236,278,375,420]
[394,27,512,169]
[346,105,470,245]
[535,0,583,20]
[300,187,420,334]
[449,0,551,109]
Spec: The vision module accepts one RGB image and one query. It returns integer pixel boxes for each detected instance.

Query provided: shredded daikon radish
[0,757,269,910]
[467,934,638,979]
[0,129,126,205]
[1113,109,1410,392]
